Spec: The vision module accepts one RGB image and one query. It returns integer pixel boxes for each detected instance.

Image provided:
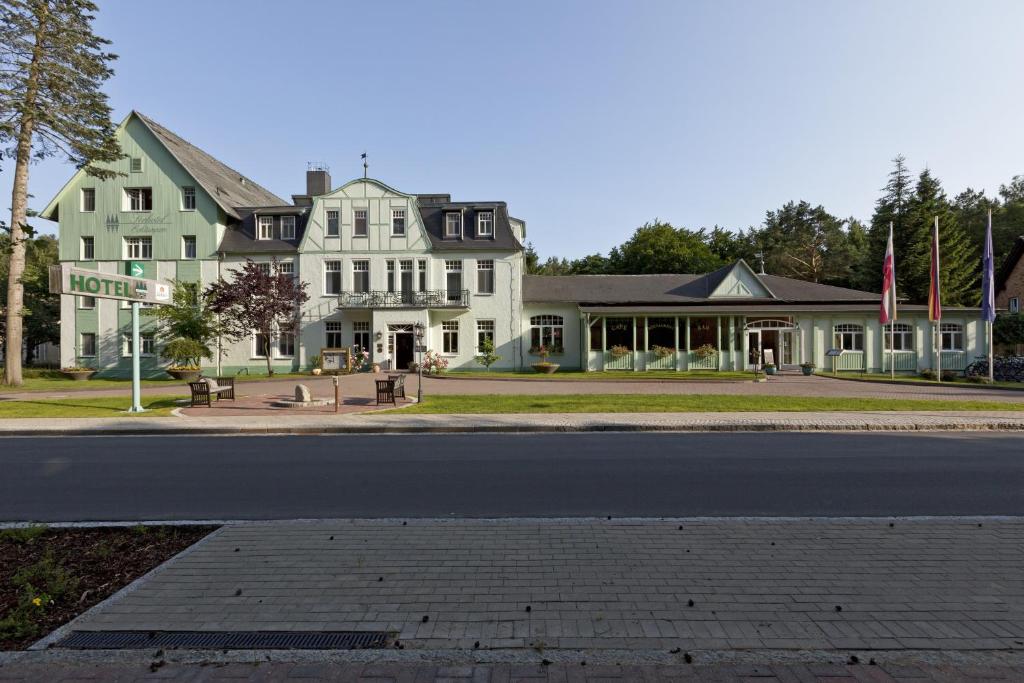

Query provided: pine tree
[856,156,914,292]
[903,169,977,306]
[1,0,121,385]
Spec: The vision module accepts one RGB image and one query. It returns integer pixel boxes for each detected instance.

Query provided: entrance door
[394,333,414,370]
[747,331,761,367]
[761,330,779,368]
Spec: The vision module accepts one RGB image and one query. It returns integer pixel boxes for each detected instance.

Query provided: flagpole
[933,217,942,383]
[986,209,995,382]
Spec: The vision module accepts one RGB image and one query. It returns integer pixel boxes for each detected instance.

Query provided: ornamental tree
[204,259,309,376]
[474,337,501,371]
[1,0,122,385]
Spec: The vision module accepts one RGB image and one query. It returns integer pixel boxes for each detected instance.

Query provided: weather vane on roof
[361,152,367,179]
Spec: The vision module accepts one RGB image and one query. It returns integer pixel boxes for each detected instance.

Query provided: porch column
[601,316,607,372]
[684,316,690,371]
[674,316,681,372]
[584,313,591,373]
[727,316,735,371]
[632,316,638,372]
[715,316,722,370]
[864,315,872,372]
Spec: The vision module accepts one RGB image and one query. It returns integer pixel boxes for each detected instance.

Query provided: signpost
[49,264,173,413]
[826,348,843,376]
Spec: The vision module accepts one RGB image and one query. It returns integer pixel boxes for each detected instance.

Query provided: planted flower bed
[0,525,216,650]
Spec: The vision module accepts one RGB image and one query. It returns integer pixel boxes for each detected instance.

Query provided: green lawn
[826,373,1024,392]
[0,370,312,393]
[0,395,183,418]
[402,393,1024,414]
[441,370,755,381]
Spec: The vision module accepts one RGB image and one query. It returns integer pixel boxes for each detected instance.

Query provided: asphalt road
[1,433,1023,521]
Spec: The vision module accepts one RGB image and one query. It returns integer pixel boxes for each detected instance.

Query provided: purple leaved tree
[205,259,309,376]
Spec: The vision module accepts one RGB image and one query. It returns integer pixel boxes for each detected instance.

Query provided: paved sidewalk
[0,410,1022,436]
[4,657,1024,681]
[56,519,1024,653]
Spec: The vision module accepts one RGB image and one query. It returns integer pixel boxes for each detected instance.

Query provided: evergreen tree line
[527,156,1023,307]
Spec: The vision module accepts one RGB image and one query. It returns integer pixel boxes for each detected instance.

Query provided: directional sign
[49,264,172,305]
[129,261,145,278]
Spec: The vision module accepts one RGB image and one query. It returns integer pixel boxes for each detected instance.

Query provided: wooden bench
[387,373,406,399]
[188,376,236,407]
[375,378,396,406]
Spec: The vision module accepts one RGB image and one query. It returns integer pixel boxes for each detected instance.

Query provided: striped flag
[879,223,896,323]
[928,217,942,322]
[981,210,995,323]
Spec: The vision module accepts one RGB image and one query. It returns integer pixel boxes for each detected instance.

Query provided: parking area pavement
[59,518,1024,654]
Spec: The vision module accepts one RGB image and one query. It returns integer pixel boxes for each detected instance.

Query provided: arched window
[833,324,864,351]
[530,315,564,353]
[883,322,914,351]
[940,322,964,351]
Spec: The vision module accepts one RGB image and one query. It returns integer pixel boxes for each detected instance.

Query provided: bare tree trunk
[3,6,46,387]
[264,331,273,377]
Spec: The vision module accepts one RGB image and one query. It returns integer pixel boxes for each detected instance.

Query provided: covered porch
[582,313,802,372]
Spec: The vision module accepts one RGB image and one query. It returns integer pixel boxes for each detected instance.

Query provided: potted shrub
[531,344,560,374]
[694,343,717,360]
[651,345,675,359]
[60,365,96,381]
[163,338,209,382]
[309,354,322,376]
[764,363,777,376]
[800,362,816,376]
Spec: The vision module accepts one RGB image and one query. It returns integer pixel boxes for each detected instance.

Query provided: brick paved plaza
[61,519,1024,652]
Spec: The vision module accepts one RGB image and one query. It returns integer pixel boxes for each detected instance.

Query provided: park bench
[188,376,236,407]
[376,374,406,405]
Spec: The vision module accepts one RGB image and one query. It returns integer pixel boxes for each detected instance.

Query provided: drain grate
[56,630,393,650]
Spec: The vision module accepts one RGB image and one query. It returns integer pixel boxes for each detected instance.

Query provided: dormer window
[445,212,462,238]
[477,211,493,237]
[354,209,368,237]
[281,215,296,240]
[257,215,273,240]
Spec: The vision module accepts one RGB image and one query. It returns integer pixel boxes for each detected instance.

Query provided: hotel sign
[49,264,172,305]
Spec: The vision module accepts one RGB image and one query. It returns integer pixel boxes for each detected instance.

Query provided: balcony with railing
[337,289,470,309]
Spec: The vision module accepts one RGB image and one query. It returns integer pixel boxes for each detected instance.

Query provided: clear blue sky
[7,0,1024,259]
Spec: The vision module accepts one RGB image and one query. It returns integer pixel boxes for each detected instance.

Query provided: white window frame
[418,259,427,291]
[280,215,296,240]
[352,260,370,293]
[325,321,344,348]
[476,259,494,295]
[278,261,295,278]
[256,262,272,276]
[442,320,459,354]
[324,260,342,295]
[476,319,495,350]
[940,322,964,351]
[123,187,152,212]
[181,186,196,211]
[353,208,368,237]
[252,331,271,359]
[445,212,462,238]
[477,211,494,237]
[353,320,370,353]
[833,323,864,352]
[81,188,96,213]
[81,236,95,261]
[182,235,197,260]
[122,332,156,358]
[123,236,153,260]
[1010,297,1020,314]
[257,215,274,240]
[529,315,564,352]
[326,209,340,237]
[391,208,406,236]
[883,322,914,351]
[78,296,96,310]
[79,332,97,358]
[276,323,296,359]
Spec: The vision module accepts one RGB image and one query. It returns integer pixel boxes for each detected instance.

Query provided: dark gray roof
[135,112,285,220]
[218,207,309,254]
[523,263,882,306]
[417,200,522,251]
